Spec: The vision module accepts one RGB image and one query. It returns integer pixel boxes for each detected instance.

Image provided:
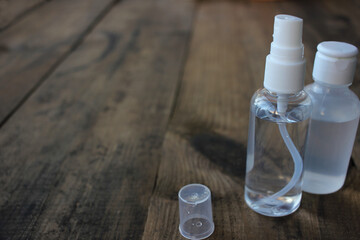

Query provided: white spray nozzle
[264,14,306,94]
[273,15,303,49]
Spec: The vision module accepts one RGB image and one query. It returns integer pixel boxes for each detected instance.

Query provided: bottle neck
[312,81,351,94]
[265,88,304,100]
[314,80,351,88]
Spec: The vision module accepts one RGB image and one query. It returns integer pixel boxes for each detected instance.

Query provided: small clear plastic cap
[178,184,214,239]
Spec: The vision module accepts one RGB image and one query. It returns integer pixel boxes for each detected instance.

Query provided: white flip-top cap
[264,14,306,94]
[313,41,358,85]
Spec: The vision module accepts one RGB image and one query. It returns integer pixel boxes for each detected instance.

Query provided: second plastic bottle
[303,42,359,194]
[244,15,312,217]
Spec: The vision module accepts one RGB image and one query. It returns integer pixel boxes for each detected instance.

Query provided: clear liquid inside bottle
[245,88,311,217]
[303,117,359,194]
[302,82,360,194]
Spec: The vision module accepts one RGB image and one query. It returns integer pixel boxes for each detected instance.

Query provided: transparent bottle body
[303,82,360,194]
[245,88,311,217]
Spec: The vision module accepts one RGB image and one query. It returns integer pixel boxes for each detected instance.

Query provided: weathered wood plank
[0,0,116,127]
[143,2,267,239]
[0,0,46,30]
[143,1,360,239]
[0,0,194,239]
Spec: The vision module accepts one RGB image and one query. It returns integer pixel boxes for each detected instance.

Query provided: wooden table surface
[0,0,359,239]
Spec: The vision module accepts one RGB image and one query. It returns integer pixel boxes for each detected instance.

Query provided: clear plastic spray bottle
[303,42,359,194]
[244,15,312,217]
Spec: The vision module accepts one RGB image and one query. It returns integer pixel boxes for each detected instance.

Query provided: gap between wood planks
[0,0,121,129]
[0,0,196,238]
[0,0,48,31]
[150,1,199,198]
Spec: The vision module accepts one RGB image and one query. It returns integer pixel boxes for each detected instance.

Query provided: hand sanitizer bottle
[245,15,312,217]
[303,42,359,194]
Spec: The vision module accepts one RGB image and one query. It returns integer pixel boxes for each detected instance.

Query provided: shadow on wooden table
[173,120,247,179]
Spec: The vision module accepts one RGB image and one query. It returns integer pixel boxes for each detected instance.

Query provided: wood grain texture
[0,0,194,239]
[0,0,359,239]
[0,0,46,30]
[143,1,360,240]
[0,0,116,127]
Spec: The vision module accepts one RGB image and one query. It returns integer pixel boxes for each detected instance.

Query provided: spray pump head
[264,15,306,95]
